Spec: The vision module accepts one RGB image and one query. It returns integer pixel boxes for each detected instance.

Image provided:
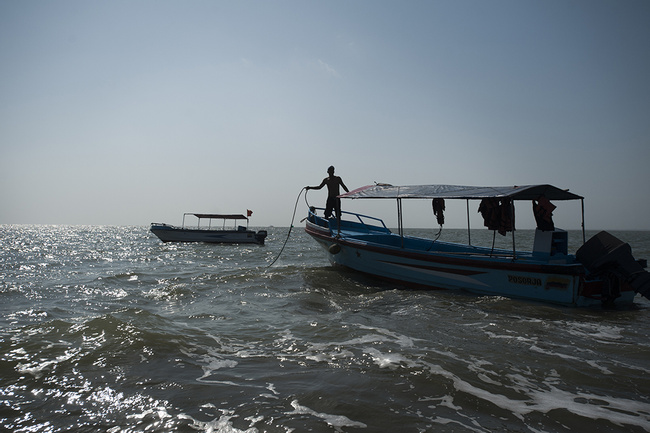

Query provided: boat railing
[309,207,390,234]
[344,209,390,232]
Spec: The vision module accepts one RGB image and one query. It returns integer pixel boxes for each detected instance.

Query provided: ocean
[1,225,649,433]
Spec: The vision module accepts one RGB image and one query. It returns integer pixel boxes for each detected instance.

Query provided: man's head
[327,166,335,175]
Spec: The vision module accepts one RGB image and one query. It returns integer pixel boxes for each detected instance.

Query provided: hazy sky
[2,1,649,230]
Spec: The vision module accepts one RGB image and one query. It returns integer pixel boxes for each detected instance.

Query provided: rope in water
[267,187,308,268]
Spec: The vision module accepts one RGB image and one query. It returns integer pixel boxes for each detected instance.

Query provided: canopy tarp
[339,184,583,201]
[188,213,248,220]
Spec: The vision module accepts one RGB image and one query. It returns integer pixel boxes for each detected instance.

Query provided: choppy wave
[1,225,650,432]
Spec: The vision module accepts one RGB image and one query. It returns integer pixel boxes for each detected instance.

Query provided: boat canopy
[339,184,583,201]
[189,213,248,220]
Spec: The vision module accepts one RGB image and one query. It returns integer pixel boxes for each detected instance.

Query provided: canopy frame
[339,184,586,257]
[182,213,249,230]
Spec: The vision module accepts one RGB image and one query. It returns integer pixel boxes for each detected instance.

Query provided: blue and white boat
[151,213,267,244]
[305,184,650,307]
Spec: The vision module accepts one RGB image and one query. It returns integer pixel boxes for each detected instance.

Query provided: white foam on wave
[363,347,417,370]
[527,385,650,429]
[429,416,485,433]
[426,395,463,411]
[288,399,367,429]
[299,324,420,367]
[181,344,242,384]
[528,344,614,375]
[196,356,238,383]
[357,324,419,348]
[305,348,355,364]
[177,409,259,433]
[421,359,650,429]
[266,382,279,395]
[10,309,49,320]
[16,346,81,379]
[309,333,390,351]
[565,322,624,343]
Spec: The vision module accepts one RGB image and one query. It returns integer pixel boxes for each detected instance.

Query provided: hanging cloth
[478,198,500,231]
[432,198,445,226]
[498,198,514,236]
[479,198,514,236]
[532,195,556,231]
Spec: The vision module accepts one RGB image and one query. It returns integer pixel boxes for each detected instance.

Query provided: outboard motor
[255,230,268,245]
[576,231,650,303]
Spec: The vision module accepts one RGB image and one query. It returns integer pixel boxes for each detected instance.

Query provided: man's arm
[306,178,327,190]
[340,178,349,193]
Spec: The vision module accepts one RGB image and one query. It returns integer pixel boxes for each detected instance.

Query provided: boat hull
[150,224,267,244]
[305,219,636,307]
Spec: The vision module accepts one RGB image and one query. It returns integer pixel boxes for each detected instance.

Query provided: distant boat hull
[151,224,267,244]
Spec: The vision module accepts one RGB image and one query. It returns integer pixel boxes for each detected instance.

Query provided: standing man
[306,166,349,219]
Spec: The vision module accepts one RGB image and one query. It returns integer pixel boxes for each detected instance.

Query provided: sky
[1,0,649,230]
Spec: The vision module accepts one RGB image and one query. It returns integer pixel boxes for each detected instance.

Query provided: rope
[426,226,443,251]
[267,187,306,268]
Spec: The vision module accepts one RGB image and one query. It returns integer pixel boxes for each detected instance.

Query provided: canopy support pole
[510,201,517,261]
[581,198,586,244]
[466,199,471,246]
[397,198,404,248]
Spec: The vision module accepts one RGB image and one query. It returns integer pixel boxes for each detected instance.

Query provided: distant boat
[305,183,650,307]
[151,213,267,245]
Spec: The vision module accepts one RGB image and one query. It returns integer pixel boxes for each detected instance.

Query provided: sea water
[1,225,649,432]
